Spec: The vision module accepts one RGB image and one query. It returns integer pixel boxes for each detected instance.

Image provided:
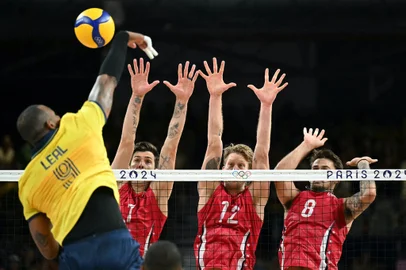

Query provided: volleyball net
[1,169,406,182]
[0,169,404,270]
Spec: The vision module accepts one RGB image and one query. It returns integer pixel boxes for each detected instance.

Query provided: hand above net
[248,68,288,106]
[126,32,159,59]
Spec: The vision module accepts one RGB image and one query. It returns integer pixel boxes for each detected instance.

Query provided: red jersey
[279,190,348,270]
[195,184,263,270]
[119,183,167,257]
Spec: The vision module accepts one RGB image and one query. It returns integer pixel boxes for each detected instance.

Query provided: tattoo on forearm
[34,231,49,247]
[173,102,186,118]
[345,160,376,219]
[205,157,221,169]
[168,123,180,138]
[134,96,142,104]
[131,97,142,134]
[158,155,171,169]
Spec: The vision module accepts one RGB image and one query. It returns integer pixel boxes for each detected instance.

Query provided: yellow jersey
[18,101,119,245]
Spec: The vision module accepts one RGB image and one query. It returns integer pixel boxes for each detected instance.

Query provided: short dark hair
[143,241,182,270]
[133,141,159,165]
[17,105,49,145]
[309,148,343,169]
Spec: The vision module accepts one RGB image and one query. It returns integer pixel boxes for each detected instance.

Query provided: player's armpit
[198,156,222,196]
[274,181,300,208]
[28,214,60,260]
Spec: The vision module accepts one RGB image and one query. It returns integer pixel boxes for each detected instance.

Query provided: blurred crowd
[0,105,405,270]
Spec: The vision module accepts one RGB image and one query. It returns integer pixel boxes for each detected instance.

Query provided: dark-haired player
[16,31,155,269]
[194,58,288,270]
[112,59,199,257]
[143,241,183,270]
[275,128,377,270]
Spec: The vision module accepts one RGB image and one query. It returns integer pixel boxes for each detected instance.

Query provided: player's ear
[45,119,57,130]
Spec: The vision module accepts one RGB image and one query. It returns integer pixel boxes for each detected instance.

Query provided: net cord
[0,169,405,182]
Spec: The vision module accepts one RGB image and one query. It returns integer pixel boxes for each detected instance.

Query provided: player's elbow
[39,245,60,260]
[364,190,377,203]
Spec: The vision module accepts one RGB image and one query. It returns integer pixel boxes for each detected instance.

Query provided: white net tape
[0,169,405,182]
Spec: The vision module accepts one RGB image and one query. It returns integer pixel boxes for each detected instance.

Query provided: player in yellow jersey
[16,30,157,270]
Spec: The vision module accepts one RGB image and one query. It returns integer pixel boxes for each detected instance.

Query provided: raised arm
[88,31,150,118]
[344,157,377,224]
[275,128,328,207]
[248,69,288,210]
[111,58,159,171]
[150,61,199,205]
[198,58,236,201]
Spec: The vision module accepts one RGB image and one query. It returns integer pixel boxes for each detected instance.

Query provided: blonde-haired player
[195,58,288,269]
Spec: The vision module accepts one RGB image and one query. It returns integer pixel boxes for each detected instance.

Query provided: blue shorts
[59,229,143,270]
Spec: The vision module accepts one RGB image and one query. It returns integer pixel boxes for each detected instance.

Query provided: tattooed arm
[88,31,147,119]
[111,59,159,190]
[151,61,198,213]
[111,95,144,171]
[198,58,236,209]
[151,101,188,213]
[198,95,223,204]
[28,214,60,260]
[344,157,377,224]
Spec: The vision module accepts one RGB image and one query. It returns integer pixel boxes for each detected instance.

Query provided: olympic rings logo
[232,170,252,179]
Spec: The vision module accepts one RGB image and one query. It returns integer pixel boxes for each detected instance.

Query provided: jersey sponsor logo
[53,158,80,189]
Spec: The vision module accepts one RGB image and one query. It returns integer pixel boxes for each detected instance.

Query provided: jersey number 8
[301,199,316,218]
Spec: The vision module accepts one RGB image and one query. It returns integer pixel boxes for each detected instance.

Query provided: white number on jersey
[126,204,136,223]
[219,201,241,224]
[301,199,316,218]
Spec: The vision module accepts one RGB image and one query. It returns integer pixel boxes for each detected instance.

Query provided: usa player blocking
[275,128,377,270]
[112,59,199,257]
[194,58,288,270]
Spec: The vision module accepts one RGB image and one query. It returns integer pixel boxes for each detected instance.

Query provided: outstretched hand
[303,127,328,150]
[248,68,288,106]
[346,157,378,167]
[200,58,236,96]
[127,58,159,96]
[163,61,199,102]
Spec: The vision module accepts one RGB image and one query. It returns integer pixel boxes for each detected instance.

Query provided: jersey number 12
[219,201,240,224]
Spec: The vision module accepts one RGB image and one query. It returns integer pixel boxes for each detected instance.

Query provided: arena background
[1,0,406,269]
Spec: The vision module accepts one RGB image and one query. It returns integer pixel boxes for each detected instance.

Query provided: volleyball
[74,8,115,49]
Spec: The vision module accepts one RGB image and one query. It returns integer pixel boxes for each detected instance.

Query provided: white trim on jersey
[143,223,155,258]
[280,236,285,270]
[236,230,250,270]
[198,222,208,269]
[319,222,335,270]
